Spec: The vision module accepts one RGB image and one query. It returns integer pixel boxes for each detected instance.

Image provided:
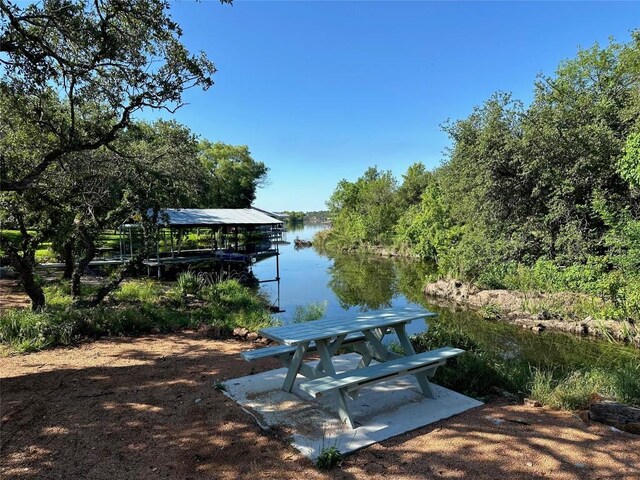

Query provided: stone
[524,398,542,408]
[246,332,259,342]
[233,327,249,338]
[577,410,590,423]
[589,401,640,435]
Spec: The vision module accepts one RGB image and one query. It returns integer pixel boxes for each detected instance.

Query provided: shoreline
[424,279,639,347]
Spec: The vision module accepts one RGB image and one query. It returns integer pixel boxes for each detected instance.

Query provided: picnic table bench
[241,307,465,429]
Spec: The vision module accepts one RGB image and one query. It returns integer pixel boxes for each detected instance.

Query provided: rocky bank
[424,279,639,346]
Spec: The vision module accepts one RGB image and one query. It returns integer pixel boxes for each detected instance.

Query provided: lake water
[252,224,640,370]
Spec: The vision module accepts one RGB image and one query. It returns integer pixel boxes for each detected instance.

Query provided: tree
[397,163,432,208]
[1,117,204,309]
[0,0,227,310]
[198,141,269,208]
[325,167,399,247]
[0,0,222,193]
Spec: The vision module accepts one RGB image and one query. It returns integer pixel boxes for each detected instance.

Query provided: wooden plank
[240,344,297,361]
[240,332,367,362]
[299,347,464,397]
[259,308,436,345]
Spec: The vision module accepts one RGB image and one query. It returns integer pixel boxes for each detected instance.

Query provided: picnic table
[242,307,465,428]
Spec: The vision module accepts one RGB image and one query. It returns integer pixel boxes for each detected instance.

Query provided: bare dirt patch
[2,333,639,479]
[0,279,30,311]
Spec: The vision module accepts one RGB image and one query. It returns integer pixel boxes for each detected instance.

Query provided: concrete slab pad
[224,353,483,459]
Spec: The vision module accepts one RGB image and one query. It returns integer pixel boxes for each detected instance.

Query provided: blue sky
[151,1,639,212]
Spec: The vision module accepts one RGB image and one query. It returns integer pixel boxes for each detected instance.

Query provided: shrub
[176,271,203,296]
[316,446,343,470]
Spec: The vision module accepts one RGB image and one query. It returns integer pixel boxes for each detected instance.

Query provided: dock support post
[119,227,124,263]
[156,229,161,279]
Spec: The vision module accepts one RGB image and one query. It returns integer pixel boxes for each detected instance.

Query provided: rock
[531,324,546,333]
[577,410,590,423]
[589,401,640,435]
[524,398,542,408]
[246,332,259,342]
[233,327,249,338]
[194,398,202,404]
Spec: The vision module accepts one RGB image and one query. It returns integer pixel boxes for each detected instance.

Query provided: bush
[410,322,640,407]
[176,271,203,296]
[0,278,275,353]
[316,446,343,470]
[528,365,640,410]
[529,369,605,410]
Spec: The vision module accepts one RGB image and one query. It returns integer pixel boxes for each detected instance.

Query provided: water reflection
[252,224,640,369]
[326,254,397,310]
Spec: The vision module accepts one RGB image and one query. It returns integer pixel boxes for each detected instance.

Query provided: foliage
[0,309,58,352]
[411,322,640,407]
[199,280,274,331]
[315,446,343,470]
[293,301,328,323]
[197,141,269,208]
[176,271,204,297]
[0,0,219,193]
[0,0,232,310]
[322,33,640,325]
[114,280,165,303]
[0,278,272,354]
[324,167,400,247]
[283,211,305,223]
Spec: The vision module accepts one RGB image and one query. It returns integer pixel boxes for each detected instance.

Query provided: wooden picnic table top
[259,307,436,346]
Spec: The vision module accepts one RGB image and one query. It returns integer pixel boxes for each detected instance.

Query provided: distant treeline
[282,211,330,223]
[317,33,640,323]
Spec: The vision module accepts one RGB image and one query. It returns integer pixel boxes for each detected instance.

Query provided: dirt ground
[0,280,31,311]
[1,332,639,480]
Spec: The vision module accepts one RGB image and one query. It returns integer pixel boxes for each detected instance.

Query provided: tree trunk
[86,257,140,307]
[7,249,46,311]
[71,232,96,299]
[5,232,46,311]
[62,240,75,280]
[23,269,46,311]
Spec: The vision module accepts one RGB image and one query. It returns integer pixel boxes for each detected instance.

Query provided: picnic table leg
[282,342,310,393]
[315,334,348,375]
[393,324,436,399]
[315,340,356,429]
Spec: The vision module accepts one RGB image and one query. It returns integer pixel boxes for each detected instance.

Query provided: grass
[0,278,276,354]
[112,279,165,303]
[410,322,640,408]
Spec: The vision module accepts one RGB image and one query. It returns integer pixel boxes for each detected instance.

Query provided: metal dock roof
[155,208,284,227]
